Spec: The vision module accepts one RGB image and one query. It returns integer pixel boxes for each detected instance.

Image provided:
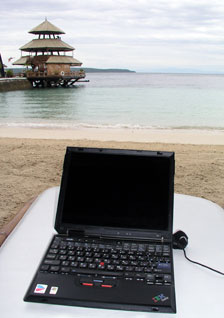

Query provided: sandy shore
[0,127,223,229]
[0,126,224,144]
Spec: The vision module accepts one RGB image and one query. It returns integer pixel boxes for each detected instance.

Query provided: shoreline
[0,126,223,145]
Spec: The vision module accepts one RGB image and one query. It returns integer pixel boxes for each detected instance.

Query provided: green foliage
[6,69,14,77]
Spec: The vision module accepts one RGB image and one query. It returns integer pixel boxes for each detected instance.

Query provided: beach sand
[0,127,223,229]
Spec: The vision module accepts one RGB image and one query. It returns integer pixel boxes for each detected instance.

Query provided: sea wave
[0,121,223,132]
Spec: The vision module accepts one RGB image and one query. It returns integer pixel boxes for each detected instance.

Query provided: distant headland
[78,68,136,73]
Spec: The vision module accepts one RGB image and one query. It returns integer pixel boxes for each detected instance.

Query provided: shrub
[6,69,14,77]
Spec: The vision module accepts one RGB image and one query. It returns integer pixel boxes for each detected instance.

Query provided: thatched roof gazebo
[13,19,86,87]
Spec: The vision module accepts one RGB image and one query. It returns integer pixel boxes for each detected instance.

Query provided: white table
[0,187,224,318]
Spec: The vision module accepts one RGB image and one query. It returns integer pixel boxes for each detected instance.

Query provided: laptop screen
[56,147,174,235]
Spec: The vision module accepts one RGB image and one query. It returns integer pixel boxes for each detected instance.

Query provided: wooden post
[0,53,5,78]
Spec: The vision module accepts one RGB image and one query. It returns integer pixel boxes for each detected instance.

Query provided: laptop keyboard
[40,236,172,286]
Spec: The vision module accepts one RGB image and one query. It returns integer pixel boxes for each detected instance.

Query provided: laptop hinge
[99,234,169,243]
[66,230,170,243]
[66,229,85,237]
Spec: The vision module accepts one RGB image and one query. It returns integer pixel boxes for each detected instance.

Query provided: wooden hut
[13,19,86,87]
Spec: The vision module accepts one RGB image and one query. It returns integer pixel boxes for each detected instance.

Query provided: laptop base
[24,271,176,313]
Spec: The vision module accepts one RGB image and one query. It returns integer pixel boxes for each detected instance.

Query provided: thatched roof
[46,56,82,66]
[13,19,84,67]
[13,55,82,66]
[20,39,74,52]
[13,56,30,65]
[29,19,65,35]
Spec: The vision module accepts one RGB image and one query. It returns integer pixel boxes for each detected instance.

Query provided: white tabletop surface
[0,187,224,318]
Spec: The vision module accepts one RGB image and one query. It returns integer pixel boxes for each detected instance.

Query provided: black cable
[183,249,224,276]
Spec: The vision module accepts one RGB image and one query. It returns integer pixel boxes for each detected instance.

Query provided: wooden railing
[26,71,85,78]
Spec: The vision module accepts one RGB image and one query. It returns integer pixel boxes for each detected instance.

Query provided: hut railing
[26,71,85,78]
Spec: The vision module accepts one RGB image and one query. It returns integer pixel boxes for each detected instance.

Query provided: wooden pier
[26,71,86,88]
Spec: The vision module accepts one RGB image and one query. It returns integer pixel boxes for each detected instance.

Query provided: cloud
[2,0,224,72]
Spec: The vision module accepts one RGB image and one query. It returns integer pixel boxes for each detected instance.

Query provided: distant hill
[6,67,136,74]
[74,68,136,73]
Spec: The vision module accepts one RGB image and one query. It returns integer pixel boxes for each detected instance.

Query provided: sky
[2,0,224,73]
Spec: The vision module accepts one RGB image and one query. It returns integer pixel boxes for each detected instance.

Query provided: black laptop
[24,147,176,313]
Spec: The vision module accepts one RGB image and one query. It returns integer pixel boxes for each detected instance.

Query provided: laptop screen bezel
[54,147,175,240]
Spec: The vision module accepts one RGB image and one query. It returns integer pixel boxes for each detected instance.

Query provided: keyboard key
[164,274,172,283]
[163,246,170,252]
[135,267,144,272]
[124,272,135,278]
[131,244,138,251]
[155,263,171,273]
[140,261,148,266]
[51,243,59,249]
[49,249,58,254]
[76,251,84,256]
[85,252,93,257]
[144,267,152,273]
[104,259,111,264]
[40,265,49,271]
[138,244,146,252]
[125,266,134,271]
[123,243,131,250]
[59,250,67,255]
[121,260,129,266]
[59,255,67,261]
[50,266,60,272]
[46,254,56,260]
[70,262,78,267]
[107,265,115,270]
[61,267,71,273]
[163,252,170,257]
[70,268,123,276]
[135,273,146,279]
[157,262,171,269]
[62,261,70,266]
[44,259,60,265]
[130,261,138,266]
[146,274,155,281]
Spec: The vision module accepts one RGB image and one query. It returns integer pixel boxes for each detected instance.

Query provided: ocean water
[0,72,224,130]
